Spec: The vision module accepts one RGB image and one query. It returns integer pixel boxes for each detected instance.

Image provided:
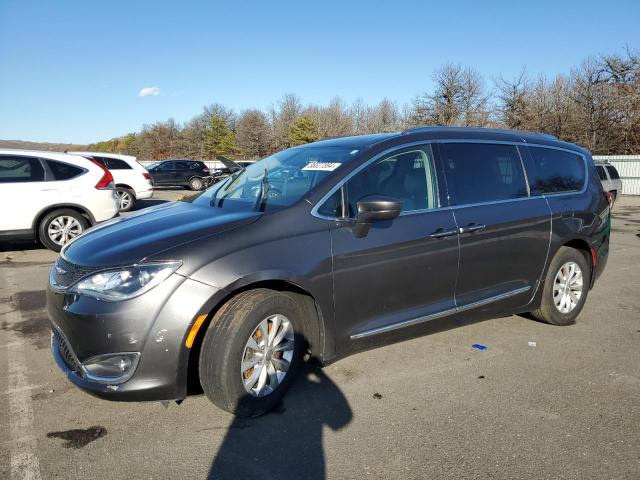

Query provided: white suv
[67,152,153,212]
[0,150,119,251]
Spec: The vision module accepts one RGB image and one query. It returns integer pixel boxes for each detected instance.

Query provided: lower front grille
[52,329,84,377]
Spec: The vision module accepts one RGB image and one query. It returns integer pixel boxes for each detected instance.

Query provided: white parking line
[2,269,42,480]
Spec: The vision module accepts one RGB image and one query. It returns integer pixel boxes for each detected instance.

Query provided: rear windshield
[605,166,620,180]
[596,165,608,180]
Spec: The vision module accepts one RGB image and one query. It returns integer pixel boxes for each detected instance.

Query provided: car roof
[302,127,587,155]
[69,151,137,162]
[0,148,101,171]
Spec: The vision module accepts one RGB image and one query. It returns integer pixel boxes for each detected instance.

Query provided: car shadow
[0,239,41,252]
[208,363,352,480]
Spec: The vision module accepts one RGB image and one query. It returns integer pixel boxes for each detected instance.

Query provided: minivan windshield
[192,146,360,212]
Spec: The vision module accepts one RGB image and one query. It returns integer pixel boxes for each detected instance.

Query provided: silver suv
[595,161,623,205]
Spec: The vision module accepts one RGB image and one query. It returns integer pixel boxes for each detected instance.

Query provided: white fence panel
[593,155,640,195]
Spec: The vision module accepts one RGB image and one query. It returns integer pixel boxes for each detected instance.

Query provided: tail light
[87,158,114,189]
[604,191,613,205]
[143,172,151,180]
[203,167,210,174]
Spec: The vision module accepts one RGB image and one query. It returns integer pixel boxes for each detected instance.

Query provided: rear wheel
[189,177,204,191]
[199,289,305,417]
[115,187,135,212]
[38,209,88,252]
[530,247,590,326]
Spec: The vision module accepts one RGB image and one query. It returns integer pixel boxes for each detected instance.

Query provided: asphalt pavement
[1,192,638,480]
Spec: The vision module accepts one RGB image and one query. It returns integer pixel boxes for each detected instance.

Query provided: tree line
[86,48,639,160]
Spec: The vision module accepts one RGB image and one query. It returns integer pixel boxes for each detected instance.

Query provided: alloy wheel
[47,216,83,246]
[116,190,133,210]
[240,314,294,397]
[553,261,583,314]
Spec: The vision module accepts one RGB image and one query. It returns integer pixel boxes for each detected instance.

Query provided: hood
[63,201,260,267]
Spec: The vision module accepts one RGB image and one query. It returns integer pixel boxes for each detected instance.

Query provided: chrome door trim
[350,285,531,340]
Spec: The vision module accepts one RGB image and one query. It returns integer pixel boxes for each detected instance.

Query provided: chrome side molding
[350,285,531,340]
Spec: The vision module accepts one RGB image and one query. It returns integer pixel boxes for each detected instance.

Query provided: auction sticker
[302,162,341,171]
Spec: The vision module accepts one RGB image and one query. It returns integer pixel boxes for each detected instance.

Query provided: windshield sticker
[302,162,341,172]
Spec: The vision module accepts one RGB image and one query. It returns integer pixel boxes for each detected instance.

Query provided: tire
[530,247,590,326]
[38,208,89,252]
[115,187,135,212]
[199,289,305,417]
[189,177,204,191]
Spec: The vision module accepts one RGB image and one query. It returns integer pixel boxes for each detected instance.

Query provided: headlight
[69,262,181,301]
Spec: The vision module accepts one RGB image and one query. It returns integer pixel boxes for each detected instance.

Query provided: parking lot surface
[1,193,639,480]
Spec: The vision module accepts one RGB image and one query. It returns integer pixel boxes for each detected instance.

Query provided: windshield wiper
[210,166,246,207]
[254,168,270,212]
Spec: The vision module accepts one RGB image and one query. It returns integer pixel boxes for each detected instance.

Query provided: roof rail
[402,125,557,140]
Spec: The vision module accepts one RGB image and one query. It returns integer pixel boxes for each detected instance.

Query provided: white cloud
[138,86,160,97]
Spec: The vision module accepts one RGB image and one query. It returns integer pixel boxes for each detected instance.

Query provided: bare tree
[270,93,302,150]
[495,69,530,129]
[236,109,271,159]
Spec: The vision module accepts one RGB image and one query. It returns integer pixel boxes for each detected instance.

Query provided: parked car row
[0,149,121,251]
[0,149,260,251]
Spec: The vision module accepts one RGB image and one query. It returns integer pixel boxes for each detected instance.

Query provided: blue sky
[0,0,638,143]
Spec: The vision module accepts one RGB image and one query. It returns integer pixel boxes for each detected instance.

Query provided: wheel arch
[185,278,327,396]
[32,204,96,232]
[115,183,136,198]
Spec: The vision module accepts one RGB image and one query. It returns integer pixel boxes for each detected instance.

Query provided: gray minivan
[47,127,611,416]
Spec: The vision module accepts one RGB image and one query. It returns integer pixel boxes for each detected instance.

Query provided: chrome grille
[52,257,101,289]
[52,329,83,376]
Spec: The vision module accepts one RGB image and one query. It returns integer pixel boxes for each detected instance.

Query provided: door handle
[429,228,458,239]
[459,223,486,234]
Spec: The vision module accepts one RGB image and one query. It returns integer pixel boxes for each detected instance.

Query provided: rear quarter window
[605,166,620,180]
[46,160,84,180]
[527,147,585,195]
[104,158,132,170]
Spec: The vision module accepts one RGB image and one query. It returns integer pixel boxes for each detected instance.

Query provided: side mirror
[356,195,401,223]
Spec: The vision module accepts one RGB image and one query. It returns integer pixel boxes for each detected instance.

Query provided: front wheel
[530,247,590,326]
[199,289,305,416]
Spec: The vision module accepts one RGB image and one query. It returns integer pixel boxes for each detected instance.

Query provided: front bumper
[47,273,220,401]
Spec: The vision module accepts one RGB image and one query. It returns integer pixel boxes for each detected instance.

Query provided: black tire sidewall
[38,209,89,252]
[541,247,590,325]
[199,290,305,417]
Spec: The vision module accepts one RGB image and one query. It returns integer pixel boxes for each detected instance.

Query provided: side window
[189,162,202,170]
[440,143,528,205]
[46,160,84,180]
[596,165,608,181]
[161,162,174,170]
[605,166,620,180]
[173,162,187,171]
[317,189,343,218]
[344,145,438,216]
[0,156,45,183]
[527,147,585,195]
[104,158,131,170]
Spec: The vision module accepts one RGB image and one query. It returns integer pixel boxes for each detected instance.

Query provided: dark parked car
[47,127,611,416]
[146,160,210,190]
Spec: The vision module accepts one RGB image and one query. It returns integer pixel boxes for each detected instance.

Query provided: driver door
[329,145,459,350]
